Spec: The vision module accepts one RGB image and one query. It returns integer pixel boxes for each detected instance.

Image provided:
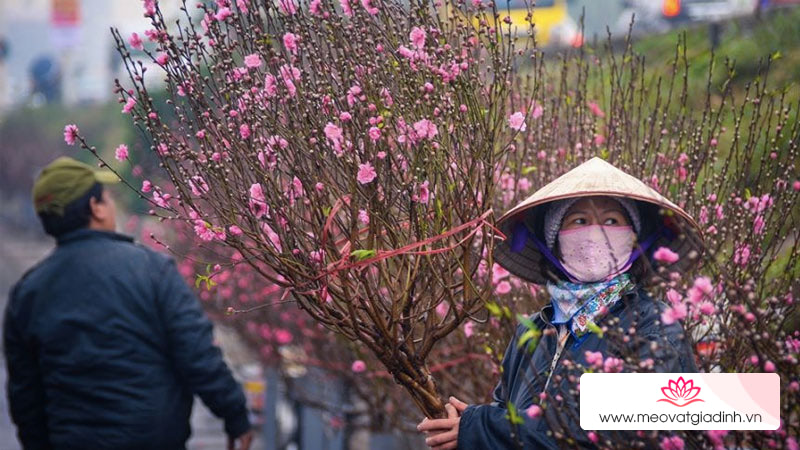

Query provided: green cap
[33,157,120,216]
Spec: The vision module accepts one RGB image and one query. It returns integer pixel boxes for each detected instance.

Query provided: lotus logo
[657,376,705,407]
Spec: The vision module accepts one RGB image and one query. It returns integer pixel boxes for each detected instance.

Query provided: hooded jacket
[457,287,697,449]
[3,230,250,450]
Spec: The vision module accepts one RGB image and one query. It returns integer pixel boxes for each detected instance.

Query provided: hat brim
[94,170,120,184]
[493,157,705,285]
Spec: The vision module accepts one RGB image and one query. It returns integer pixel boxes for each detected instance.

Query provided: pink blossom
[114,144,129,161]
[278,0,297,14]
[239,123,251,139]
[764,360,776,372]
[495,280,511,295]
[215,6,233,21]
[415,180,430,204]
[410,26,426,48]
[360,0,379,14]
[351,360,366,373]
[155,53,169,65]
[693,276,713,295]
[128,32,144,50]
[531,102,543,119]
[463,321,474,338]
[339,0,353,16]
[587,432,598,443]
[264,74,277,97]
[157,143,169,155]
[584,351,603,368]
[508,112,526,131]
[141,180,152,193]
[793,180,800,191]
[787,437,799,450]
[358,209,370,225]
[357,163,377,184]
[653,247,679,264]
[152,190,172,208]
[666,289,682,305]
[734,244,751,266]
[274,329,293,344]
[594,134,606,146]
[190,176,209,196]
[413,118,438,140]
[661,303,687,325]
[368,126,381,141]
[588,101,605,118]
[229,225,243,236]
[283,32,299,54]
[698,301,716,315]
[660,435,684,450]
[753,215,765,235]
[526,405,542,418]
[602,357,623,373]
[249,183,268,218]
[324,122,343,142]
[63,124,79,146]
[196,130,206,139]
[310,0,322,15]
[244,53,262,68]
[237,0,250,12]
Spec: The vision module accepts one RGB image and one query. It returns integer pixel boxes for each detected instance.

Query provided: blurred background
[1,0,799,449]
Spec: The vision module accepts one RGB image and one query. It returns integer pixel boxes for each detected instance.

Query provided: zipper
[544,325,570,392]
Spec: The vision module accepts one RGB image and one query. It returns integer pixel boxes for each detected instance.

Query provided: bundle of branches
[72,0,540,418]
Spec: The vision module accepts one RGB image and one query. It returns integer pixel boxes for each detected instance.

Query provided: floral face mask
[557,225,636,283]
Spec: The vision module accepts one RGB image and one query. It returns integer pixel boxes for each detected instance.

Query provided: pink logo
[657,376,705,407]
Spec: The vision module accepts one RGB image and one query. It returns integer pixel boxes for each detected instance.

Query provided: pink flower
[152,190,171,208]
[339,0,353,16]
[128,32,144,50]
[463,321,474,338]
[753,215,765,235]
[324,122,343,142]
[358,209,370,225]
[531,102,543,118]
[278,0,297,14]
[196,130,206,139]
[693,276,713,295]
[588,101,605,118]
[215,6,233,21]
[351,360,366,373]
[584,351,603,368]
[415,180,430,204]
[508,112,526,131]
[239,123,251,139]
[155,53,169,65]
[602,357,623,373]
[764,360,776,372]
[63,124,79,146]
[495,280,511,295]
[360,0,379,14]
[244,53,262,69]
[368,126,381,141]
[413,118,438,140]
[141,180,152,193]
[526,405,542,418]
[121,97,136,114]
[661,303,687,325]
[310,0,322,15]
[594,134,606,146]
[357,163,377,184]
[587,432,598,443]
[653,247,679,264]
[698,301,715,315]
[274,329,293,344]
[249,183,267,218]
[229,225,243,236]
[114,144,129,161]
[660,435,685,450]
[793,180,800,192]
[410,26,426,48]
[283,32,299,54]
[666,288,682,305]
[734,243,751,266]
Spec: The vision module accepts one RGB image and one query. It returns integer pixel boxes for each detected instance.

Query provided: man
[4,157,254,449]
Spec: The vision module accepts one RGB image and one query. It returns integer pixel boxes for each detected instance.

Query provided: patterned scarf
[546,273,634,339]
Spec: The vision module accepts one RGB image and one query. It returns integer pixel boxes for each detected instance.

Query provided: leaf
[586,321,604,338]
[485,301,502,317]
[744,188,752,200]
[351,249,377,261]
[772,51,782,61]
[322,206,332,216]
[599,149,609,160]
[506,402,524,425]
[521,166,537,175]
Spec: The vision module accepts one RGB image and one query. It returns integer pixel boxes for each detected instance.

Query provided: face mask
[557,225,636,283]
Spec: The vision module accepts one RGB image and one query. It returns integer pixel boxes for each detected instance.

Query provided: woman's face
[560,197,630,231]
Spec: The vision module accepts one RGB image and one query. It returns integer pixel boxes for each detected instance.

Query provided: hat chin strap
[511,222,671,283]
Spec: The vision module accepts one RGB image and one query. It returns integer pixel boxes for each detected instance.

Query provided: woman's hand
[417,397,469,450]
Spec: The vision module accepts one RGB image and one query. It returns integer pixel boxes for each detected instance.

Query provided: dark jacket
[4,230,250,450]
[458,288,697,449]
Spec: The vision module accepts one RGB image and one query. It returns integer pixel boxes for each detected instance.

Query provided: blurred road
[0,223,254,449]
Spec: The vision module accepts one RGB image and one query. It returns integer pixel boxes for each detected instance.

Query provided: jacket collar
[532,288,637,330]
[56,228,135,246]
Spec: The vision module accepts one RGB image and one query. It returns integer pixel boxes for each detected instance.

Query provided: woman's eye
[574,218,586,225]
[604,218,618,225]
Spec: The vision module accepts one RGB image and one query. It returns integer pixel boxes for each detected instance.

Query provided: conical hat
[494,157,705,285]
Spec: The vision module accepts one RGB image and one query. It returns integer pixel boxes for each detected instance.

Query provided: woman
[418,157,703,449]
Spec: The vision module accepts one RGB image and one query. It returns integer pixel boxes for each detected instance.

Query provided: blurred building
[0,0,179,112]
